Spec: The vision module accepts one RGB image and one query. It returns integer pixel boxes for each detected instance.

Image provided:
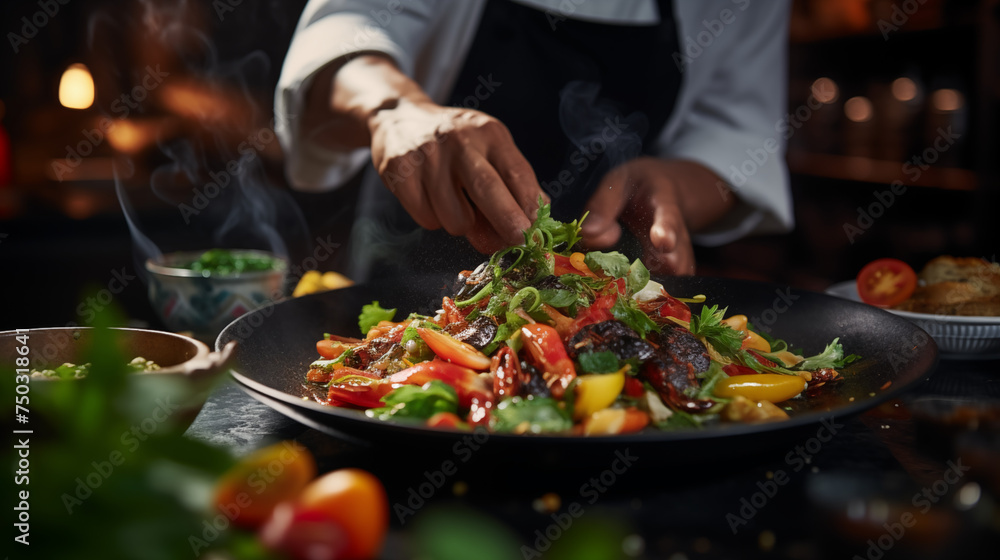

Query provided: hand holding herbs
[305,203,860,434]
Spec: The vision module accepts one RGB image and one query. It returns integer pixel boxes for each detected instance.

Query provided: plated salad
[305,204,859,435]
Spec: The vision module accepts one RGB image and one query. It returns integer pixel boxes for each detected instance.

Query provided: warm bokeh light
[891,77,917,102]
[58,63,95,109]
[811,77,839,104]
[107,120,145,153]
[844,96,873,123]
[931,88,963,112]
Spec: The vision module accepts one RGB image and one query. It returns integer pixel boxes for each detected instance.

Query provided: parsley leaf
[688,305,743,356]
[367,381,458,421]
[523,199,585,254]
[481,314,528,356]
[538,288,579,308]
[797,338,860,370]
[577,351,620,374]
[611,295,660,338]
[358,301,396,335]
[490,397,573,433]
[696,362,730,401]
[626,258,650,297]
[584,251,630,278]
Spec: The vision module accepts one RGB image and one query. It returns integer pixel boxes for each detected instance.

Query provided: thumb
[581,167,632,248]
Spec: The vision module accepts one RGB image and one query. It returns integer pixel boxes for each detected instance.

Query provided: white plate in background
[826,281,1000,358]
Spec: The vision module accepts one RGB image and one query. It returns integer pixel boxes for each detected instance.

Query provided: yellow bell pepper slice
[573,366,627,419]
[714,374,806,403]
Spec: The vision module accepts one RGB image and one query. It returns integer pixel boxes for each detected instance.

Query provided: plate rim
[826,280,1000,326]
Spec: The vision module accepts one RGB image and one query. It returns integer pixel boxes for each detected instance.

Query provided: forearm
[659,159,735,233]
[303,54,432,151]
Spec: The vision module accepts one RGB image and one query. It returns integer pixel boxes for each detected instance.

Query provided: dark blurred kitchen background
[1,0,997,330]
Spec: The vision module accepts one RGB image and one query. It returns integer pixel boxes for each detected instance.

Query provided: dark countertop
[186,356,1000,560]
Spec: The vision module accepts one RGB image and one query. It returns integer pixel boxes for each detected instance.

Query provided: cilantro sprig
[688,304,744,356]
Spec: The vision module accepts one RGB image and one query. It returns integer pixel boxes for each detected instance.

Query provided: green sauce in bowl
[183,249,283,277]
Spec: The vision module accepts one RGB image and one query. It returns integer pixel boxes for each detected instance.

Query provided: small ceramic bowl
[0,327,235,425]
[146,250,288,342]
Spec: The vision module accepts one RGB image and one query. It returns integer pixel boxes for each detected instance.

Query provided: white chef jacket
[275,0,793,245]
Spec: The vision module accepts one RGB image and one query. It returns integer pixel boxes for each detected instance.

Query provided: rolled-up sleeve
[274,1,440,191]
[661,0,793,245]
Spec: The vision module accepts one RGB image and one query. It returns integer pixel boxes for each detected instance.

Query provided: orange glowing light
[891,78,917,102]
[811,77,838,104]
[107,120,144,153]
[931,89,963,112]
[844,96,873,123]
[58,63,95,109]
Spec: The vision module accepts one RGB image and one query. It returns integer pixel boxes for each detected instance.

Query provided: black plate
[217,275,938,455]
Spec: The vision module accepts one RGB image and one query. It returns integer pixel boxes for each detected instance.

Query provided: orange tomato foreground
[214,442,316,529]
[297,468,389,560]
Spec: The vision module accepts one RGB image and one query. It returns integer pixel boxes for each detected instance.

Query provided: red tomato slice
[856,258,917,308]
[723,363,757,376]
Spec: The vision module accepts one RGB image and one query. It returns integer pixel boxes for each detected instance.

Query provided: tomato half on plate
[856,258,917,307]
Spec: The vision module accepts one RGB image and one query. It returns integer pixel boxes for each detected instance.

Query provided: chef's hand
[307,54,546,253]
[368,100,546,252]
[580,158,733,275]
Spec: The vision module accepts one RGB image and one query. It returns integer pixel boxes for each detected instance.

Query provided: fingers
[487,139,547,221]
[642,191,694,275]
[422,157,475,236]
[458,153,533,246]
[380,162,442,231]
[466,209,508,254]
[580,165,632,248]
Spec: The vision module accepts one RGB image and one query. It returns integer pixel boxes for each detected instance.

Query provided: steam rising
[101,0,309,272]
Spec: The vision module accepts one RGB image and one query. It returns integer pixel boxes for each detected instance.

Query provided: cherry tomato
[714,374,807,403]
[417,327,492,370]
[260,502,347,560]
[856,258,917,308]
[297,468,388,560]
[213,441,316,529]
[491,346,522,399]
[552,254,578,276]
[520,323,577,398]
[389,359,493,409]
[623,376,645,398]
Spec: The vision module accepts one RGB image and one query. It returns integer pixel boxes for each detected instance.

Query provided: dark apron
[347,0,681,280]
